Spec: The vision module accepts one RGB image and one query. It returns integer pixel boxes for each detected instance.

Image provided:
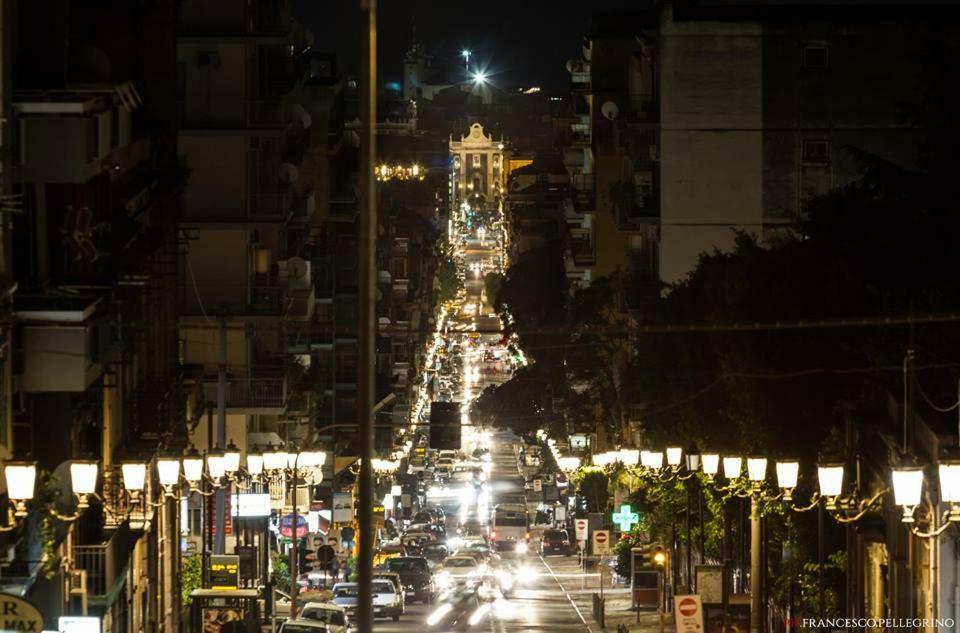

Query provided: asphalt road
[373,433,593,633]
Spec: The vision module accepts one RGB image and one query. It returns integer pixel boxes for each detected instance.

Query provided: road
[374,206,591,633]
[374,431,595,633]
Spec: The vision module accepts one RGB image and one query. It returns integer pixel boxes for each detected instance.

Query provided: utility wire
[912,373,960,413]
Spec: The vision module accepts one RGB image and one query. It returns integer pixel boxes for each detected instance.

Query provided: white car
[372,579,404,621]
[299,602,351,633]
[279,620,329,633]
[434,555,482,590]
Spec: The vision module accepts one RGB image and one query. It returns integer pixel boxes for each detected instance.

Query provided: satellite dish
[291,104,312,129]
[287,256,308,281]
[278,163,300,184]
[601,101,620,121]
[565,60,575,73]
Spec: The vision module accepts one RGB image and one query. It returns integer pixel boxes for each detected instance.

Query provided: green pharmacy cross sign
[612,503,640,532]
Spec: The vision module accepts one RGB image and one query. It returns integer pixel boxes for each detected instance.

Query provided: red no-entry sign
[678,597,698,616]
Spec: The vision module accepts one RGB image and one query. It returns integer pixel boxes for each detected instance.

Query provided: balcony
[570,123,592,147]
[201,374,288,413]
[248,191,292,221]
[182,284,288,320]
[570,173,595,211]
[73,523,134,598]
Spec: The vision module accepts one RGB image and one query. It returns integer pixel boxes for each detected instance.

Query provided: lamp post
[260,444,326,618]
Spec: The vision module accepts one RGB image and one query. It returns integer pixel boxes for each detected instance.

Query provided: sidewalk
[540,554,675,633]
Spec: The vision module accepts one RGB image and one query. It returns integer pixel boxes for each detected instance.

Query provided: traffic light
[638,543,668,568]
[651,545,667,567]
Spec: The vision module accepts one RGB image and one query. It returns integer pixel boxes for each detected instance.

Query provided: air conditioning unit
[278,256,312,290]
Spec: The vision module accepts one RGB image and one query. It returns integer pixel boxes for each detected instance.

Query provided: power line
[912,373,960,413]
[473,362,960,423]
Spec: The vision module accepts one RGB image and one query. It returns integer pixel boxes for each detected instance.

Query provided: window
[803,140,830,163]
[803,46,829,69]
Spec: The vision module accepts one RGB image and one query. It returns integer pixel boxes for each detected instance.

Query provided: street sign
[575,518,588,541]
[533,479,542,492]
[674,595,704,633]
[612,503,640,532]
[58,617,100,633]
[208,555,240,590]
[593,529,611,555]
[0,594,44,632]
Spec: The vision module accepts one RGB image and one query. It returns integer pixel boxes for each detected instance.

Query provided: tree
[436,254,460,303]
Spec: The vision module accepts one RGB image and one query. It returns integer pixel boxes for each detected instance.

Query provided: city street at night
[7,1,960,633]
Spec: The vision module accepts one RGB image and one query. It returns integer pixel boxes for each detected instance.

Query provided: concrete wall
[183,228,250,312]
[761,21,930,219]
[659,4,763,284]
[177,41,248,128]
[180,134,248,219]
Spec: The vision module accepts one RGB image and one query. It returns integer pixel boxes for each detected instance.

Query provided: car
[372,579,404,621]
[330,583,360,619]
[298,602,351,633]
[279,619,330,633]
[373,570,406,603]
[540,529,572,556]
[373,543,407,566]
[420,542,449,568]
[385,556,435,604]
[435,555,482,590]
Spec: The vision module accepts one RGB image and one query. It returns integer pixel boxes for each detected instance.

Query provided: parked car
[372,579,404,621]
[299,602,350,633]
[279,619,330,633]
[385,556,435,604]
[540,528,572,556]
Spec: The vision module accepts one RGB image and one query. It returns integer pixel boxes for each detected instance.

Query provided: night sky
[291,0,649,89]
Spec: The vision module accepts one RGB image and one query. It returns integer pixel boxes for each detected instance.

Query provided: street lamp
[746,457,768,484]
[156,456,181,495]
[472,71,487,85]
[4,462,36,518]
[224,441,242,477]
[891,466,924,523]
[775,460,800,501]
[666,447,683,468]
[462,49,471,71]
[722,456,743,480]
[183,447,205,490]
[702,454,720,478]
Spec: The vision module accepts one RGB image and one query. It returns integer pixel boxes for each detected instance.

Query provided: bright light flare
[427,602,454,626]
[469,603,492,626]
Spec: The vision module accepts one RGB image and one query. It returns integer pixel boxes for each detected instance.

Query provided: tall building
[562,1,954,298]
[175,0,345,565]
[8,0,186,628]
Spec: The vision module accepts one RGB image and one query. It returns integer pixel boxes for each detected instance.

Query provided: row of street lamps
[588,446,960,537]
[0,444,328,530]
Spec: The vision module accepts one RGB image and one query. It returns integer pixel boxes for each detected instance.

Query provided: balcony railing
[183,284,288,317]
[248,191,291,220]
[571,174,596,211]
[73,523,132,597]
[202,375,287,411]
